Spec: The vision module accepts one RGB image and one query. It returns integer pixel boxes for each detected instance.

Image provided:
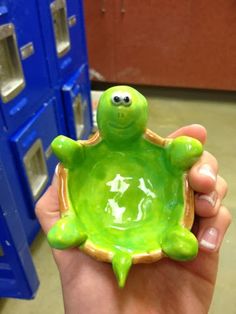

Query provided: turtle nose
[116,107,128,122]
[117,111,125,119]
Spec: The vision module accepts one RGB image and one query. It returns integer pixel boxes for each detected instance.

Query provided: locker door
[62,64,93,140]
[0,160,39,299]
[10,97,60,219]
[0,1,51,132]
[37,0,88,84]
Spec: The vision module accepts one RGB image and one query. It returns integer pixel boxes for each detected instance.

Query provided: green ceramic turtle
[48,86,203,287]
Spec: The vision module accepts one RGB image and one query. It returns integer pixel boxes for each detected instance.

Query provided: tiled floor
[1,86,235,313]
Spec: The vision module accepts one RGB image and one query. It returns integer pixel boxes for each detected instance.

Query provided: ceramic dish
[47,86,203,287]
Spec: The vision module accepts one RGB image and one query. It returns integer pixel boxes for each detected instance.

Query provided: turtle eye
[122,93,132,106]
[111,92,122,105]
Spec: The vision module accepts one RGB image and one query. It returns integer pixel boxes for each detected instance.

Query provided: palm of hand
[53,246,217,314]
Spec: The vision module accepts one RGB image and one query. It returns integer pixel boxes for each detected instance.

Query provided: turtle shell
[54,129,196,285]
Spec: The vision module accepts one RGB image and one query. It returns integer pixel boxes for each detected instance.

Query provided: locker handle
[50,0,71,58]
[0,23,25,103]
[73,94,84,139]
[23,139,48,200]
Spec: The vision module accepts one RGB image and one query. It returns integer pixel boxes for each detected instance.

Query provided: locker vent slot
[23,139,48,200]
[51,0,71,58]
[0,262,14,280]
[0,23,25,103]
[73,94,84,139]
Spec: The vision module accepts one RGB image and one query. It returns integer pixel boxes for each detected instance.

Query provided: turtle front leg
[51,135,85,169]
[48,136,86,249]
[166,136,203,171]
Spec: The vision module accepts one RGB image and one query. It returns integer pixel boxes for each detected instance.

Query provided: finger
[197,205,232,252]
[35,179,60,234]
[194,175,228,217]
[168,124,207,144]
[188,151,218,194]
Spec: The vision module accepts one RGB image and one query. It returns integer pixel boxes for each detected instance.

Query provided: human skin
[36,124,231,314]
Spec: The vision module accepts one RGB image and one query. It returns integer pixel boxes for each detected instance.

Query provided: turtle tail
[112,252,132,288]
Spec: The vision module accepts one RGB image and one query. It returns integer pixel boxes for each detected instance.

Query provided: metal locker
[62,64,93,140]
[0,0,93,299]
[10,97,61,220]
[0,159,39,299]
[37,0,88,85]
[0,134,40,245]
[0,96,61,248]
[0,0,51,132]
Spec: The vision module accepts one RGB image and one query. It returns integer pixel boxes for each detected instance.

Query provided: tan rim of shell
[56,130,195,264]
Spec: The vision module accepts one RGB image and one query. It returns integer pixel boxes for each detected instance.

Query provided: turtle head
[97,86,148,145]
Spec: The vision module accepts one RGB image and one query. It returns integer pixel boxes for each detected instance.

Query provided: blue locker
[0,136,40,246]
[0,96,61,247]
[10,97,60,220]
[62,63,93,139]
[76,64,93,139]
[0,0,93,299]
[0,0,51,132]
[0,158,39,299]
[37,0,87,85]
[36,0,93,139]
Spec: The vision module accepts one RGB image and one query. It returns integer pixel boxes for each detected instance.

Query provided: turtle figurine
[48,85,203,287]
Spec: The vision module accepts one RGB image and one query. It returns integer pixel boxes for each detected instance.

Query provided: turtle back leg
[47,217,87,249]
[161,225,198,261]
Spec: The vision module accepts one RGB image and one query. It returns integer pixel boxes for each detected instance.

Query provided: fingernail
[198,165,216,182]
[197,191,218,207]
[199,227,218,250]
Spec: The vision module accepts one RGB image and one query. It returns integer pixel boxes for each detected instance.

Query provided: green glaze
[48,86,203,287]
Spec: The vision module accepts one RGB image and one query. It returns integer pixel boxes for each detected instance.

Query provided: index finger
[168,124,207,144]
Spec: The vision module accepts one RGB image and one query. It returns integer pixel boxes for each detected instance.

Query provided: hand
[36,124,231,314]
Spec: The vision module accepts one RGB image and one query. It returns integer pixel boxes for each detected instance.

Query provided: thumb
[35,172,60,234]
